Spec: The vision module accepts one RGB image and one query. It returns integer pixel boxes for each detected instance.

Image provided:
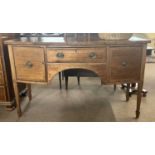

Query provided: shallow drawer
[0,86,6,101]
[47,48,106,63]
[48,63,107,82]
[0,72,4,85]
[13,46,46,82]
[110,47,141,81]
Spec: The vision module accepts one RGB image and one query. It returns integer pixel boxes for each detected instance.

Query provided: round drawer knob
[56,52,64,58]
[89,52,96,59]
[25,61,33,68]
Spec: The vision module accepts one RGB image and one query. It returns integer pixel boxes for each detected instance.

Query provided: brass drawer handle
[121,61,127,67]
[89,52,96,59]
[25,61,33,68]
[56,52,64,59]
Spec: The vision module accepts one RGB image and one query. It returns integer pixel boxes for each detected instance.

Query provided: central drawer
[13,46,46,82]
[47,48,106,63]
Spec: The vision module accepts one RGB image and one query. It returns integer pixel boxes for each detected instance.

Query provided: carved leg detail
[13,82,22,117]
[136,82,143,119]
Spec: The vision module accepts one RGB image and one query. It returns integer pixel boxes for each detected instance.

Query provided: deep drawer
[13,46,46,82]
[110,47,142,81]
[47,48,106,63]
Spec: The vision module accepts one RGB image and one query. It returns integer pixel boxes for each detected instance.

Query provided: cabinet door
[13,46,46,82]
[110,47,142,82]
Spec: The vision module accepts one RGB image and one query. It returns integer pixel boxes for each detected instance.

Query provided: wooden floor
[0,63,155,122]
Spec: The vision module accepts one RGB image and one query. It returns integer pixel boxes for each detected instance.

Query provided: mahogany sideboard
[5,36,150,118]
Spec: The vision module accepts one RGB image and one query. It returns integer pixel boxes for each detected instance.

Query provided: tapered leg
[59,72,62,89]
[65,76,68,90]
[126,83,130,101]
[77,76,80,85]
[13,82,22,117]
[136,82,143,118]
[27,84,32,101]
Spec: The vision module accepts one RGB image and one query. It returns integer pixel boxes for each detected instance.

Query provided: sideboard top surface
[5,36,151,47]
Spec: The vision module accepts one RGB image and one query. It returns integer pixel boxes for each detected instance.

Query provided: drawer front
[110,47,142,81]
[47,48,106,63]
[0,86,6,101]
[0,72,4,85]
[13,46,46,82]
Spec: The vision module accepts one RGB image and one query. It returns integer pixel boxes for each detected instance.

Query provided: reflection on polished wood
[5,34,150,118]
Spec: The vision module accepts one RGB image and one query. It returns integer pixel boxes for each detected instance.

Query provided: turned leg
[13,82,22,117]
[126,83,130,101]
[77,76,80,85]
[59,72,62,89]
[27,84,32,101]
[65,76,68,90]
[136,82,143,118]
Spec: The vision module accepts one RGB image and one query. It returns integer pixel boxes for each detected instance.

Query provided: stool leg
[126,83,130,101]
[59,72,62,89]
[65,76,68,90]
[77,76,80,85]
[62,71,64,80]
[114,84,116,91]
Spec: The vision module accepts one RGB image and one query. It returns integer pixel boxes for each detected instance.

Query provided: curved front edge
[47,63,107,84]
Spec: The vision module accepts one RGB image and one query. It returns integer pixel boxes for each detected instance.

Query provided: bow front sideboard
[5,36,150,118]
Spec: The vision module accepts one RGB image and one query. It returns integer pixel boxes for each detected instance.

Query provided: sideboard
[5,36,150,118]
